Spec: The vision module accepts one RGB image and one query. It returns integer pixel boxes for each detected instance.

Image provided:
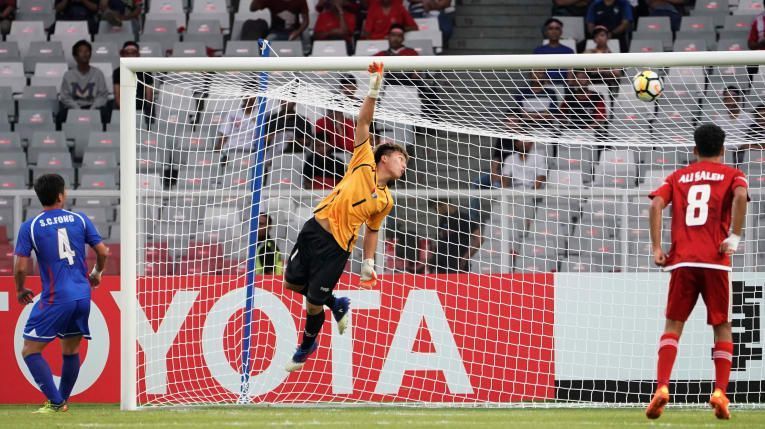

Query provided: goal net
[120,51,765,409]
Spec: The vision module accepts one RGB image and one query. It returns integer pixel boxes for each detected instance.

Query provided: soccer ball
[633,70,663,102]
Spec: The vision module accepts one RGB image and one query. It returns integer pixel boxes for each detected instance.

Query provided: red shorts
[666,267,730,325]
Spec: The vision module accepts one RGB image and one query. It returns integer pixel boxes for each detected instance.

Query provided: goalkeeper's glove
[359,258,377,288]
[367,62,384,99]
[720,233,741,255]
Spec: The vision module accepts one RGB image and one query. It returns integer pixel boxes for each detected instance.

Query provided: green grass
[1,404,765,428]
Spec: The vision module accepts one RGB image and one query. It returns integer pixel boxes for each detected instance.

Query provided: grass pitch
[1,404,765,428]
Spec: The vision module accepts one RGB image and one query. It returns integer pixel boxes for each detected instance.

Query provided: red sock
[657,333,679,387]
[713,341,733,393]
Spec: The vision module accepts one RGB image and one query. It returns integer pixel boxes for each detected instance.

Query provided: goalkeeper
[284,62,409,372]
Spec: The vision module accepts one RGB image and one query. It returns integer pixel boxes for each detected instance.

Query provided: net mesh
[131,57,765,407]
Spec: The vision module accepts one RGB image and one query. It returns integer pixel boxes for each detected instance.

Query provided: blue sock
[59,354,80,401]
[23,353,64,405]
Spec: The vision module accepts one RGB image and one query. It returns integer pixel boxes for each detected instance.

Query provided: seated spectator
[552,0,590,16]
[533,18,575,84]
[647,0,689,33]
[55,0,99,34]
[429,200,482,274]
[392,227,427,274]
[374,24,419,57]
[749,11,765,51]
[313,0,356,53]
[559,69,607,131]
[246,0,309,41]
[113,42,154,122]
[0,0,15,36]
[255,213,284,275]
[407,0,455,47]
[501,139,547,190]
[58,40,109,126]
[216,96,260,157]
[100,0,143,32]
[586,0,633,54]
[515,70,558,125]
[339,73,358,99]
[302,138,345,189]
[362,0,418,40]
[706,86,753,162]
[584,26,624,94]
[265,100,313,158]
[315,109,355,153]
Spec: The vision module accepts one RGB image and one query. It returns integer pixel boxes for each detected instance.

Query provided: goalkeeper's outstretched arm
[355,62,384,148]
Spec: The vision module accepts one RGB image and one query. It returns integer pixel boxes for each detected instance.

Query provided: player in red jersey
[645,124,749,420]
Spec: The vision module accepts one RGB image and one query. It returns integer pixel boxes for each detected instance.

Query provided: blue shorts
[23,299,91,343]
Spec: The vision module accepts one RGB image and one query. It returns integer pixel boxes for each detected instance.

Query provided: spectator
[559,69,607,131]
[515,70,559,125]
[245,0,309,41]
[501,139,547,190]
[0,0,15,36]
[302,137,345,189]
[113,42,154,122]
[375,23,419,57]
[533,18,575,84]
[362,0,418,40]
[706,86,753,162]
[58,40,109,126]
[407,0,455,47]
[216,96,260,157]
[552,0,590,16]
[313,0,356,53]
[584,26,624,95]
[100,0,143,32]
[749,11,765,51]
[393,228,427,274]
[647,0,689,33]
[314,75,357,152]
[255,213,284,275]
[430,200,482,274]
[265,100,313,158]
[743,104,765,152]
[586,0,633,53]
[55,0,99,34]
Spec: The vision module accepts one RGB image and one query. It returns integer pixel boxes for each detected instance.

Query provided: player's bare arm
[89,242,110,288]
[14,255,33,305]
[649,195,667,266]
[354,62,384,148]
[720,186,748,255]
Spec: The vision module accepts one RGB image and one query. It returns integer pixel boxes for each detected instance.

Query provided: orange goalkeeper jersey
[313,138,393,252]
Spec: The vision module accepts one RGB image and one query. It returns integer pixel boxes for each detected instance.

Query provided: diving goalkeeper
[284,62,409,372]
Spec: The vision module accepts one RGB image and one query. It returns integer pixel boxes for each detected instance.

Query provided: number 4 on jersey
[58,228,76,265]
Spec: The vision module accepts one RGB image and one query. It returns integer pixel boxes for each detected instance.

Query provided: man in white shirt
[705,86,753,162]
[501,139,547,189]
[216,96,260,153]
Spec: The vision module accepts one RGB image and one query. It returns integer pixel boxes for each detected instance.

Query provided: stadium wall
[0,274,762,404]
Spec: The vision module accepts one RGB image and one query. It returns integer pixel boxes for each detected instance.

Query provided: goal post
[120,51,765,409]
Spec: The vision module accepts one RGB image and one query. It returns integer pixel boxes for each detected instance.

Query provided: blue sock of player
[23,353,64,405]
[59,353,80,401]
[300,311,325,351]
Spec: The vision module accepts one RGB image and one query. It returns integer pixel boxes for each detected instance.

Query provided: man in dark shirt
[55,0,99,34]
[266,101,313,155]
[533,18,575,83]
[113,41,154,123]
[302,138,346,190]
[430,200,482,274]
[586,0,633,53]
[559,70,607,131]
[248,0,309,41]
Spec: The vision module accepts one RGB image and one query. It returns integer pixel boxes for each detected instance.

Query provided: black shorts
[285,217,350,305]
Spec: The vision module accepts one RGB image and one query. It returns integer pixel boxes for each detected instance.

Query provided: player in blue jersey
[14,174,109,413]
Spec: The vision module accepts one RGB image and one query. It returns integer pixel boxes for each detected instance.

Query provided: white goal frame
[119,51,765,410]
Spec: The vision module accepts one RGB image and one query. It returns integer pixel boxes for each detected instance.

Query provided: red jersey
[363,1,417,40]
[313,10,356,43]
[374,46,419,56]
[315,115,355,152]
[650,161,749,271]
[749,13,765,46]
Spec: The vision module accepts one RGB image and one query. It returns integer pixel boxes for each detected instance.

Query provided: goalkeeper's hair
[374,142,409,164]
[34,173,66,206]
[694,123,726,157]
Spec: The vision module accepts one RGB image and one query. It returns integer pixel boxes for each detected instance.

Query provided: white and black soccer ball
[633,70,663,102]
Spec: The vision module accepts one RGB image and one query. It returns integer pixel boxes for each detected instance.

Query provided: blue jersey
[15,209,102,305]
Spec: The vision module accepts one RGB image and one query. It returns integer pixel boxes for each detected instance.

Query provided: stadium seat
[0,62,26,92]
[0,42,20,62]
[639,168,672,191]
[694,0,729,14]
[0,133,22,152]
[31,62,68,88]
[176,166,221,190]
[628,39,664,53]
[32,152,75,185]
[171,42,208,57]
[665,66,706,96]
[94,31,133,46]
[19,86,59,117]
[355,40,389,56]
[556,140,596,175]
[634,16,673,50]
[142,19,181,56]
[17,109,55,143]
[92,42,120,69]
[0,152,28,175]
[0,108,9,132]
[52,20,90,39]
[79,173,118,190]
[593,150,638,188]
[231,9,270,41]
[380,85,421,116]
[138,173,163,192]
[225,41,259,57]
[561,254,620,272]
[0,174,29,189]
[85,131,120,158]
[63,110,103,150]
[680,15,715,33]
[547,170,585,191]
[716,36,748,51]
[137,135,169,174]
[673,38,708,52]
[741,150,765,187]
[268,41,303,57]
[734,0,764,15]
[724,14,755,31]
[77,207,113,223]
[7,21,47,57]
[407,38,435,56]
[98,19,134,37]
[146,0,187,29]
[24,41,65,74]
[311,40,348,57]
[190,0,230,33]
[28,131,68,164]
[266,153,305,189]
[581,198,624,228]
[407,28,443,52]
[0,87,14,118]
[553,16,586,41]
[185,20,224,52]
[17,0,56,29]
[675,30,716,50]
[138,42,164,58]
[81,151,119,184]
[527,218,569,253]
